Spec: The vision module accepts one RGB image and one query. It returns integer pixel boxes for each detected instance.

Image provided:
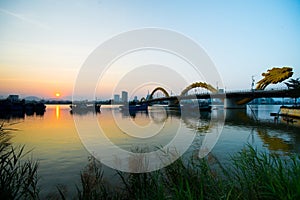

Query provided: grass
[73,145,300,200]
[228,146,300,200]
[1,123,300,199]
[0,123,39,199]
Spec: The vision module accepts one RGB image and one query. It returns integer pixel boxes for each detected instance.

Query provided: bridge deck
[144,89,299,103]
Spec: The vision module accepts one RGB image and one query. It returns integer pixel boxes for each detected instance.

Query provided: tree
[285,78,300,89]
[285,78,300,105]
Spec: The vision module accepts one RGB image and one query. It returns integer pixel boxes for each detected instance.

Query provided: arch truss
[149,87,170,99]
[180,82,217,96]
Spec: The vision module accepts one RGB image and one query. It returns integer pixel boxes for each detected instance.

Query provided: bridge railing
[216,87,289,94]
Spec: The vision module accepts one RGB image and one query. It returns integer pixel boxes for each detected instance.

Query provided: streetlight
[251,75,255,91]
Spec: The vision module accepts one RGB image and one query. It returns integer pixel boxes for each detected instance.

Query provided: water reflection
[120,109,148,118]
[0,111,25,120]
[3,104,300,195]
[70,109,100,116]
[69,105,300,155]
[225,109,299,153]
[3,104,299,157]
[115,106,300,154]
[0,109,45,121]
[256,128,292,153]
[56,105,60,119]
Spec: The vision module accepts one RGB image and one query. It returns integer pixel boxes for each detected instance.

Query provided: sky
[0,0,299,100]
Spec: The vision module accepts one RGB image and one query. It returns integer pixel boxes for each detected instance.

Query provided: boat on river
[119,103,148,112]
[280,106,300,118]
[70,103,101,112]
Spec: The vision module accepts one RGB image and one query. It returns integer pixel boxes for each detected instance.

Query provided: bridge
[138,67,299,109]
[142,88,299,108]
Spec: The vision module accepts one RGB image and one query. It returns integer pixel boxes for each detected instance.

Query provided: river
[2,104,300,197]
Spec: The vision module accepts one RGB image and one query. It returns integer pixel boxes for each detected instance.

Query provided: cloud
[0,8,51,30]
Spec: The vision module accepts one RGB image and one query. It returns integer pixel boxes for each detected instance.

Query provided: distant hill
[47,96,72,101]
[24,96,41,101]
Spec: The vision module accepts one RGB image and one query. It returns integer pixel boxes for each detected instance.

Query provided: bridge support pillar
[224,98,247,109]
[168,99,180,108]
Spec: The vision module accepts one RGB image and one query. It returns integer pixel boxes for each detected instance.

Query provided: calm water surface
[3,104,300,196]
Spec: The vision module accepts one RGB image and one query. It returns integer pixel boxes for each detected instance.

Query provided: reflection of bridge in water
[123,107,300,153]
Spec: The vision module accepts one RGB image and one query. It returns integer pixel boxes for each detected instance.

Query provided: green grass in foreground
[73,147,300,200]
[0,123,39,199]
[1,123,300,199]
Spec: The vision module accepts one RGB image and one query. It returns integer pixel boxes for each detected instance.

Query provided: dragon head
[256,67,293,90]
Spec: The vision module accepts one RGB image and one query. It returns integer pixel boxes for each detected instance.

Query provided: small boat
[280,106,300,118]
[70,103,101,112]
[119,103,148,112]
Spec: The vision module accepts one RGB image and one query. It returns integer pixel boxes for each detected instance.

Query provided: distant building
[133,96,138,102]
[7,95,19,102]
[121,91,128,103]
[218,89,224,93]
[146,94,151,100]
[114,94,120,103]
[250,98,276,105]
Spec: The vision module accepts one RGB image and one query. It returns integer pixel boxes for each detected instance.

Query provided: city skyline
[1,0,300,99]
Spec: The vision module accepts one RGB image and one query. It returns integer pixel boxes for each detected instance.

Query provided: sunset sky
[0,0,299,100]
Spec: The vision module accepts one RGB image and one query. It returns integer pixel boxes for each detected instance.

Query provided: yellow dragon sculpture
[236,67,293,105]
[180,82,217,96]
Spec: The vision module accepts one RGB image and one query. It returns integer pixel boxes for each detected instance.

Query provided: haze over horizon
[1,0,300,100]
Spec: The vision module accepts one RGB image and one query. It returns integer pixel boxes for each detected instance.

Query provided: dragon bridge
[144,67,293,109]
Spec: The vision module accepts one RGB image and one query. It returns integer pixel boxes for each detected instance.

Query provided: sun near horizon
[55,92,61,98]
